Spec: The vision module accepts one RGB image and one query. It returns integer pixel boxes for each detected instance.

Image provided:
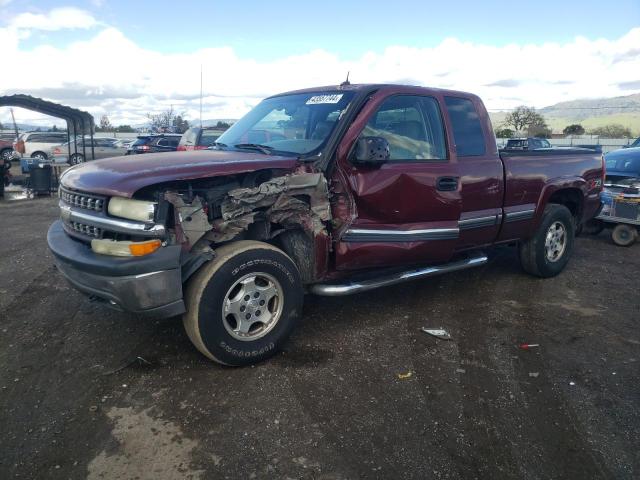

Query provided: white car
[15,132,68,160]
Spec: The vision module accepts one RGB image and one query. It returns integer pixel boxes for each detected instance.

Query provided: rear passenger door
[334,93,462,271]
[443,96,504,250]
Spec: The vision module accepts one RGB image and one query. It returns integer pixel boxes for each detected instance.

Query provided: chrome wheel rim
[545,221,567,262]
[222,272,283,341]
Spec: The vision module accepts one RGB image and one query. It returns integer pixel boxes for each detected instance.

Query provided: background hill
[490,93,640,135]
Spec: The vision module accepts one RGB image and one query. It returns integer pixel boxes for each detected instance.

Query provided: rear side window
[444,97,486,156]
[359,95,447,161]
[199,130,221,147]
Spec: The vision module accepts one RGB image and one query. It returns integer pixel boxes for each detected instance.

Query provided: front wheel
[519,204,575,278]
[183,241,304,366]
[1,148,13,162]
[31,151,47,160]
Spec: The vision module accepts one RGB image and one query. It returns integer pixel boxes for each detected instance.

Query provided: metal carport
[0,94,95,161]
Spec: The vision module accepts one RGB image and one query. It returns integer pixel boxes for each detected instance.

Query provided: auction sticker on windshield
[306,94,344,105]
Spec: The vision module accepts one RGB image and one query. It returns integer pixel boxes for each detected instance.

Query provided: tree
[147,106,188,133]
[173,115,190,134]
[588,124,632,138]
[503,106,546,133]
[563,124,585,136]
[50,125,58,132]
[98,115,113,132]
[115,125,136,133]
[215,121,231,129]
[494,128,515,138]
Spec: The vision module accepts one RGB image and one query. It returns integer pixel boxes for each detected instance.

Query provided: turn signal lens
[129,239,161,256]
[91,238,162,257]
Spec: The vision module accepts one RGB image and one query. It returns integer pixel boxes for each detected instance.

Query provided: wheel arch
[536,180,586,229]
[30,150,48,159]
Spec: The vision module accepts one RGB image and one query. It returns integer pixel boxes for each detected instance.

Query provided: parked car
[622,137,640,149]
[126,134,182,155]
[48,84,604,366]
[603,147,640,182]
[113,139,135,149]
[0,138,15,162]
[503,137,600,153]
[14,131,67,160]
[51,137,127,164]
[504,137,552,150]
[177,127,226,151]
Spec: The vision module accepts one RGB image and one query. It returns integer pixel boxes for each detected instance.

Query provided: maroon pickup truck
[48,84,604,365]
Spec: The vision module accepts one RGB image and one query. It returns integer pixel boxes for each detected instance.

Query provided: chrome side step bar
[310,253,488,296]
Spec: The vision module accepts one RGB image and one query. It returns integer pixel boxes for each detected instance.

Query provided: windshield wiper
[232,143,274,155]
[208,141,228,149]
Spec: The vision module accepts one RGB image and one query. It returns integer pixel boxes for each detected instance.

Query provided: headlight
[108,197,156,223]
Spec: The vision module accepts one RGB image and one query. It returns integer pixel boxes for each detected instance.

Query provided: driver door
[333,92,461,271]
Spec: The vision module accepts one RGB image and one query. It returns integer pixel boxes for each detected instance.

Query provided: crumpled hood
[61,150,299,197]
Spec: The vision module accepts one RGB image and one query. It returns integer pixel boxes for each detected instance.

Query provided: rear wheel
[611,224,637,247]
[519,204,575,278]
[183,241,304,366]
[70,153,85,165]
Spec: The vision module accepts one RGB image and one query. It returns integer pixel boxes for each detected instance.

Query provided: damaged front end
[162,169,333,283]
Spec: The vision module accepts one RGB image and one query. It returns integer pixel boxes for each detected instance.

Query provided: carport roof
[0,94,94,134]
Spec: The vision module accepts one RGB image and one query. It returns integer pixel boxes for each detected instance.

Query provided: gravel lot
[1,196,638,480]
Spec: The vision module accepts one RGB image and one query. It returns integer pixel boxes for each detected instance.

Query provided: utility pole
[10,108,19,139]
[200,64,203,128]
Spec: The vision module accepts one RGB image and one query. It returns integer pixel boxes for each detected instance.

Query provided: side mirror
[353,136,390,165]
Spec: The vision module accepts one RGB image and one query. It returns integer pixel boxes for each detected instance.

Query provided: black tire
[183,240,304,366]
[1,148,13,162]
[583,219,605,235]
[519,204,575,278]
[70,153,85,165]
[611,224,637,247]
[31,151,47,160]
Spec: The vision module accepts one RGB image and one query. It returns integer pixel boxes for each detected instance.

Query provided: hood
[605,146,640,161]
[61,150,299,197]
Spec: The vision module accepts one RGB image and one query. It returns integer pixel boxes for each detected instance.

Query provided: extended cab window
[360,95,447,161]
[444,97,486,156]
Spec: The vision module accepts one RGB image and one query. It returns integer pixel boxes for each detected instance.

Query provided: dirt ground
[1,196,638,480]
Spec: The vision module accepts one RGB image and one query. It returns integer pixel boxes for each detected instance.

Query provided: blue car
[605,147,640,182]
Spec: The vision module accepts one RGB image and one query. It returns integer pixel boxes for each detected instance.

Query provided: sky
[0,0,639,127]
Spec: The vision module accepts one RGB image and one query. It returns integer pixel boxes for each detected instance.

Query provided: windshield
[606,155,640,174]
[216,91,355,156]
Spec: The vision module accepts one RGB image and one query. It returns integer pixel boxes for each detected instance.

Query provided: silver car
[50,137,128,164]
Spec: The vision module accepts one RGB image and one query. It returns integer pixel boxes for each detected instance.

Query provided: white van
[15,132,68,160]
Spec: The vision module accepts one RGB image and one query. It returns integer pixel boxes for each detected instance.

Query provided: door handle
[436,176,459,191]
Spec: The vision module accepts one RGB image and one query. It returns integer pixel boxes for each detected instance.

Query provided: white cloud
[0,7,638,128]
[9,7,97,32]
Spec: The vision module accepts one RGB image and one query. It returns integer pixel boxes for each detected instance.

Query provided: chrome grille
[60,188,105,212]
[69,221,102,238]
